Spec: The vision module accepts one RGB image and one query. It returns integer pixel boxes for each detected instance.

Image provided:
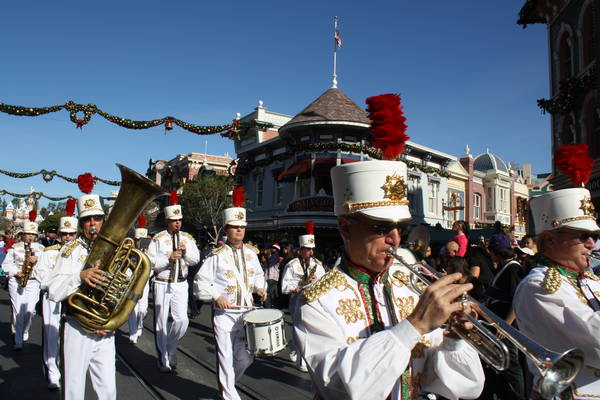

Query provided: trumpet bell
[539,347,584,399]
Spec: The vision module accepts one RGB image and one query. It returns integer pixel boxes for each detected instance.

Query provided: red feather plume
[169,190,179,205]
[138,215,146,229]
[65,199,76,216]
[29,210,37,222]
[305,221,314,235]
[232,187,245,207]
[554,144,594,187]
[366,93,409,160]
[77,173,95,194]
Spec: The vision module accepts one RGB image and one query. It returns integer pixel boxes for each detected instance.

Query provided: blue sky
[1,1,549,206]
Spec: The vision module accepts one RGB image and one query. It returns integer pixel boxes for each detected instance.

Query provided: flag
[334,16,342,48]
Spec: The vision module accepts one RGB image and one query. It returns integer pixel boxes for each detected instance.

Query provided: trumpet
[388,249,584,399]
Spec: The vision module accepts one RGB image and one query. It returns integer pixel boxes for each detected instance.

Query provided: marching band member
[281,220,326,372]
[2,210,44,350]
[147,191,200,372]
[514,144,600,399]
[46,174,116,400]
[293,94,484,400]
[128,215,150,344]
[194,187,267,400]
[34,199,77,389]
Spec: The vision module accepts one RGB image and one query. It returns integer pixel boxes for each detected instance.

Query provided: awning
[277,159,311,182]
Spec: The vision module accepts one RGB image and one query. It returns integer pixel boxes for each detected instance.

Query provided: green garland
[235,142,450,178]
[0,168,120,186]
[0,189,112,201]
[537,68,596,115]
[0,100,272,135]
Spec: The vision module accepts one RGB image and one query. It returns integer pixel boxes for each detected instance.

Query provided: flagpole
[332,16,338,88]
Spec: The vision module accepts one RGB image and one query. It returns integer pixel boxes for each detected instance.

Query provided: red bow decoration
[169,190,179,205]
[366,93,409,160]
[77,173,95,194]
[138,215,147,229]
[554,144,594,187]
[65,199,76,216]
[305,221,314,235]
[232,187,245,207]
[29,210,37,222]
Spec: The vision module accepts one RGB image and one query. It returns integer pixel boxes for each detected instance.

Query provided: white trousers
[213,310,253,400]
[128,281,149,341]
[62,318,116,400]
[153,280,188,367]
[42,291,61,384]
[8,277,40,345]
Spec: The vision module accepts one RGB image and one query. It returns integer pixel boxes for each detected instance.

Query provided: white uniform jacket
[46,238,91,303]
[147,230,200,280]
[194,243,266,312]
[33,243,62,291]
[281,257,326,294]
[514,265,600,400]
[2,241,45,278]
[294,266,484,400]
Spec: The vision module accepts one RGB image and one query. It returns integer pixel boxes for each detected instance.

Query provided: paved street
[0,287,313,399]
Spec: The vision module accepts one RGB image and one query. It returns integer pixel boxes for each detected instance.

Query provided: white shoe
[48,382,60,390]
[289,350,297,363]
[137,327,143,338]
[298,364,308,373]
[169,353,177,370]
[159,364,172,373]
[23,331,29,342]
[11,323,15,334]
[129,338,137,344]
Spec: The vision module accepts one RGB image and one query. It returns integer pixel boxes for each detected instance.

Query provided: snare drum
[243,308,287,356]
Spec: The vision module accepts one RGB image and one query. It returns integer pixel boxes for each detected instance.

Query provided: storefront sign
[287,196,334,212]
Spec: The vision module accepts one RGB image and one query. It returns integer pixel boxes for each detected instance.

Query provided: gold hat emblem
[64,221,72,228]
[173,208,181,215]
[580,197,596,217]
[308,237,315,244]
[235,211,244,220]
[84,199,96,209]
[381,173,407,201]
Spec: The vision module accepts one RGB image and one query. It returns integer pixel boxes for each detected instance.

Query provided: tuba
[66,164,164,333]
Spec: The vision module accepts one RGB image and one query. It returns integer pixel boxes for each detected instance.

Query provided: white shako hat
[530,188,600,235]
[135,215,148,239]
[59,199,77,233]
[23,210,39,234]
[164,190,182,220]
[331,160,411,222]
[76,173,105,219]
[223,187,247,227]
[299,221,315,248]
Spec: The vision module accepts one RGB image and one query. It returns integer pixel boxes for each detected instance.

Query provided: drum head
[243,308,283,323]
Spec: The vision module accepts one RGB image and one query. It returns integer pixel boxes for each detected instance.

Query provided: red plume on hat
[77,173,95,194]
[366,93,409,160]
[138,215,147,229]
[554,144,594,187]
[305,220,314,235]
[169,190,179,205]
[65,199,76,217]
[232,187,245,207]
[29,210,37,222]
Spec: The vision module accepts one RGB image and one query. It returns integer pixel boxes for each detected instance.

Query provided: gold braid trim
[543,267,562,293]
[43,244,62,252]
[302,268,347,303]
[344,200,409,213]
[181,232,196,243]
[212,245,226,255]
[61,240,81,258]
[244,243,260,255]
[584,271,600,281]
[551,215,595,227]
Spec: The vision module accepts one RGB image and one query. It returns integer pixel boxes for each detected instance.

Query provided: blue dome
[473,152,508,173]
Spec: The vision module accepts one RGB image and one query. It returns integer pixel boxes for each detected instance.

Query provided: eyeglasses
[558,230,600,243]
[349,217,405,236]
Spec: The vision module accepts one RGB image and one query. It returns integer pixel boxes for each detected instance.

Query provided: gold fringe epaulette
[181,232,196,243]
[61,240,81,258]
[212,245,226,255]
[244,243,259,255]
[44,244,62,252]
[543,267,562,293]
[13,242,23,248]
[584,271,600,281]
[153,231,168,240]
[302,268,347,303]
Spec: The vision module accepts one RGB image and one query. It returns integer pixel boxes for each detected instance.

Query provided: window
[584,96,600,157]
[486,187,493,211]
[407,175,420,214]
[427,180,439,215]
[473,193,481,220]
[582,5,594,67]
[499,188,508,213]
[558,33,573,81]
[296,177,311,198]
[256,173,264,207]
[275,180,284,205]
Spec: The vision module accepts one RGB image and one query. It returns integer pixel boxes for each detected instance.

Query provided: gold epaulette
[62,240,81,258]
[584,271,600,281]
[44,244,62,252]
[543,267,562,293]
[212,245,226,255]
[13,242,23,248]
[153,231,168,241]
[302,268,347,303]
[181,232,196,243]
[244,243,259,255]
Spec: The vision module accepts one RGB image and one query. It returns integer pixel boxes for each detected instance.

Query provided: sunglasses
[558,231,600,243]
[350,217,406,236]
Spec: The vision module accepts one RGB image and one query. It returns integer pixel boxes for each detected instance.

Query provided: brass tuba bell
[66,164,164,333]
